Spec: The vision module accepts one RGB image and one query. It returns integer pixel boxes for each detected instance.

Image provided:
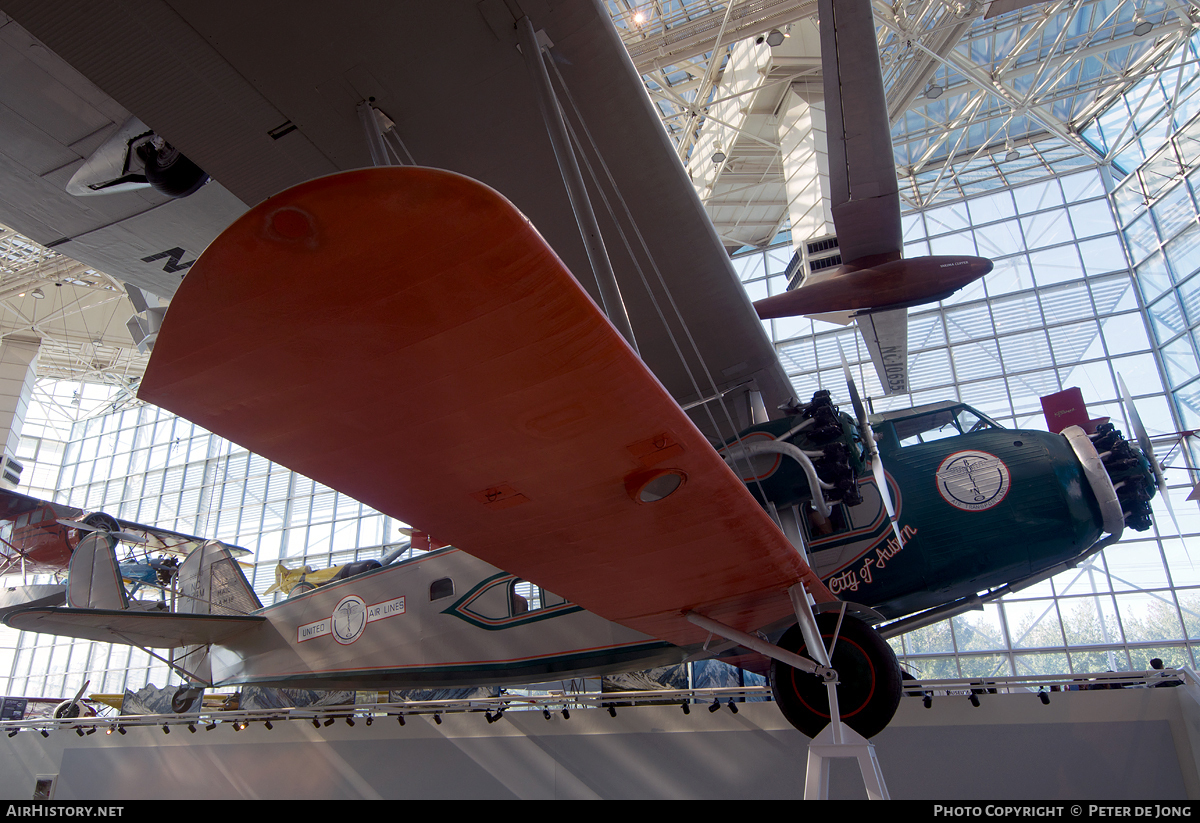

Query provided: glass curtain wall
[0,382,409,700]
[737,165,1200,679]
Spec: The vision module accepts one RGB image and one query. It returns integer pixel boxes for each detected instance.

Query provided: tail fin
[67,532,129,610]
[176,540,261,616]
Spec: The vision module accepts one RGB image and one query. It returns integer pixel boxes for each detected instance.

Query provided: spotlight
[345,717,354,727]
[968,693,980,707]
[161,724,170,734]
[708,699,721,713]
[923,694,933,709]
[323,717,335,727]
[766,29,785,47]
[711,145,726,164]
[1134,15,1153,36]
[264,720,273,730]
[76,728,85,737]
[117,726,126,736]
[562,709,570,720]
[365,717,372,727]
[727,699,738,714]
[432,713,442,725]
[542,708,552,720]
[188,723,197,733]
[40,729,48,738]
[1039,690,1050,705]
[85,727,96,736]
[680,702,690,715]
[397,715,406,726]
[1004,141,1020,162]
[312,718,321,729]
[205,722,217,731]
[7,729,17,738]
[608,705,617,717]
[485,712,495,723]
[104,727,113,736]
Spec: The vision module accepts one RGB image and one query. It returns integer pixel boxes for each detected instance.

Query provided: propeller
[839,347,906,548]
[1118,374,1182,536]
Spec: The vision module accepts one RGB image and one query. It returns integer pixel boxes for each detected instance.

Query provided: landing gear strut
[769,613,902,739]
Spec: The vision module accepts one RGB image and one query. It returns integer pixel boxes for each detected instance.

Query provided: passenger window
[429,577,454,601]
[512,579,541,613]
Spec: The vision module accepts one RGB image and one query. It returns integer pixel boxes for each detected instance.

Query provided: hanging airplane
[0,0,1166,742]
[749,0,994,395]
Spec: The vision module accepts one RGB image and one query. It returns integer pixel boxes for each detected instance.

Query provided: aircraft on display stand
[0,0,1170,760]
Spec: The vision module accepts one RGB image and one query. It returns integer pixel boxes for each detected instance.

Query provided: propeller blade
[1118,374,1182,536]
[840,345,905,547]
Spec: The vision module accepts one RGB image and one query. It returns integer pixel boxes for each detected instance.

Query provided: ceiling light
[1005,142,1020,162]
[31,288,44,299]
[925,83,944,100]
[712,145,726,164]
[766,29,785,47]
[1134,14,1153,36]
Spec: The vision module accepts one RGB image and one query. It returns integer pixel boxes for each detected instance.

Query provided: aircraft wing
[820,0,903,265]
[0,488,81,522]
[138,167,834,649]
[4,607,264,648]
[4,0,793,439]
[858,309,909,395]
[110,520,250,559]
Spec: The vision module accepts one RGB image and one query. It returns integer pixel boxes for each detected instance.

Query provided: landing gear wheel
[137,141,209,198]
[769,614,902,739]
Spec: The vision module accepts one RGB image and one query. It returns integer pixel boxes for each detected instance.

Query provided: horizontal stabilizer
[4,607,264,648]
[0,585,65,617]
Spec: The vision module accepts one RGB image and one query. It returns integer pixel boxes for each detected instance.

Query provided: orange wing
[139,168,832,647]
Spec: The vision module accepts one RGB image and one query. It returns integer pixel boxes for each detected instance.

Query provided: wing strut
[516,15,638,353]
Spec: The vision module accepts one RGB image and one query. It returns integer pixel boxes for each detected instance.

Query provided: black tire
[53,700,81,719]
[137,141,209,198]
[171,686,202,714]
[769,614,902,739]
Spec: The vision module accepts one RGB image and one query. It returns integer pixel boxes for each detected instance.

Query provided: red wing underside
[139,168,832,648]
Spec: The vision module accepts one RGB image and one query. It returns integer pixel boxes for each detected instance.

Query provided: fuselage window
[430,577,454,601]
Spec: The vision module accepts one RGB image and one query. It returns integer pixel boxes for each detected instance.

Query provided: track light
[323,717,335,727]
[397,714,406,726]
[1039,690,1050,705]
[680,702,690,715]
[607,705,617,717]
[7,729,18,738]
[708,699,721,713]
[345,717,354,727]
[205,722,216,731]
[117,726,126,735]
[85,727,96,736]
[188,723,197,733]
[923,694,933,709]
[161,724,170,734]
[364,717,372,726]
[969,693,980,707]
[561,708,570,720]
[542,708,552,720]
[40,729,48,738]
[312,718,321,728]
[103,727,113,736]
[76,728,85,737]
[727,699,738,714]
[432,713,442,725]
[264,720,273,730]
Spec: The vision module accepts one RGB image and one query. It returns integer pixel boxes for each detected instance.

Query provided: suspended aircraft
[0,0,1164,741]
[749,0,993,395]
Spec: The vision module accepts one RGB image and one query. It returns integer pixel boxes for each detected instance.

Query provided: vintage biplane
[0,0,1164,742]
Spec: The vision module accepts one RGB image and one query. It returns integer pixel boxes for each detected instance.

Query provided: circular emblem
[935,450,1010,512]
[332,595,368,645]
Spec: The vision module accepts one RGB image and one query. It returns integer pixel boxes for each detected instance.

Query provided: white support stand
[804,719,890,800]
[783,511,889,801]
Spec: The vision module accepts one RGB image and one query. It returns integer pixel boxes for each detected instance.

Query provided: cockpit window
[894,406,999,446]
